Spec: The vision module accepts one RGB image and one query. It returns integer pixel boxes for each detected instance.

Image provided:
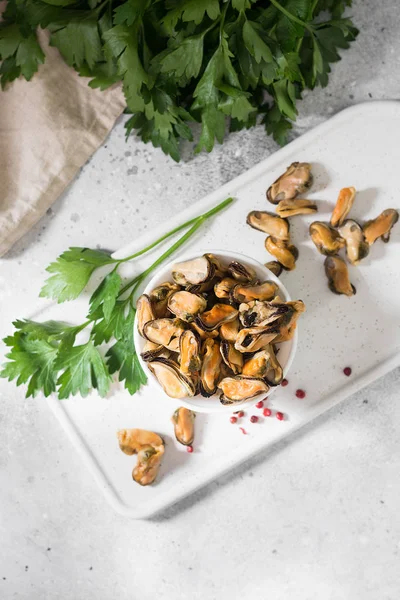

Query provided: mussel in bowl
[172,255,214,286]
[219,377,269,405]
[137,253,302,407]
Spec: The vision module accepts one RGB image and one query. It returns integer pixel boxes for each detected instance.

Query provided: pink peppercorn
[237,411,245,418]
[295,389,306,399]
[255,400,264,409]
[250,415,259,423]
[343,367,352,377]
[263,408,272,417]
[276,412,284,421]
[230,416,237,424]
[281,378,289,387]
[186,445,193,453]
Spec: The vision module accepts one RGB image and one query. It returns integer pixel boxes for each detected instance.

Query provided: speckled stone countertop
[1,2,400,598]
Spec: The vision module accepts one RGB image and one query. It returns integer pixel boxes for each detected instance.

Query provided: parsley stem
[117,196,234,297]
[117,197,233,263]
[116,218,199,263]
[268,0,314,33]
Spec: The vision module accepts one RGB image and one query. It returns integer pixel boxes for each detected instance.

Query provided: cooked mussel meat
[338,219,369,265]
[204,253,229,278]
[231,280,279,304]
[143,318,185,351]
[172,407,195,446]
[149,282,180,318]
[238,300,289,328]
[186,279,216,294]
[263,343,283,385]
[191,321,219,340]
[265,237,298,271]
[330,186,356,227]
[195,303,238,332]
[309,221,345,256]
[148,358,196,398]
[219,318,240,343]
[143,253,306,405]
[117,428,163,455]
[265,261,283,277]
[247,211,290,241]
[267,162,313,204]
[228,261,257,282]
[172,255,214,286]
[242,350,270,378]
[276,198,318,218]
[214,277,236,299]
[136,294,156,337]
[167,290,207,323]
[324,256,356,297]
[220,340,243,375]
[219,376,269,405]
[179,329,202,376]
[274,300,306,342]
[117,428,164,486]
[235,325,279,353]
[141,340,165,361]
[200,338,222,396]
[363,209,399,245]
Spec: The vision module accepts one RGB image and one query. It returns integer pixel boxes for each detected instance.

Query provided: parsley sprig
[1,197,233,399]
[0,0,358,159]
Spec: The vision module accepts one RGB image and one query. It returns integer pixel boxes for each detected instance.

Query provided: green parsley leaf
[195,105,226,153]
[106,340,147,394]
[181,0,220,24]
[41,0,77,6]
[273,79,297,121]
[89,270,122,322]
[79,12,120,89]
[232,0,253,11]
[1,333,58,397]
[0,0,358,157]
[262,103,293,145]
[11,319,72,341]
[311,20,358,87]
[0,24,44,83]
[275,0,310,52]
[104,24,148,111]
[0,55,21,89]
[163,0,220,31]
[105,307,147,395]
[40,247,115,303]
[230,111,257,132]
[160,34,204,80]
[242,20,274,64]
[217,83,255,122]
[49,11,103,69]
[0,24,21,58]
[15,35,45,80]
[91,301,128,345]
[55,341,111,398]
[113,0,150,26]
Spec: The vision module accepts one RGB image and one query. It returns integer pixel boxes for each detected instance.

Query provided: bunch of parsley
[0,0,357,160]
[1,198,233,399]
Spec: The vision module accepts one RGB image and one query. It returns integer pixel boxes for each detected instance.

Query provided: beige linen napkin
[0,29,126,256]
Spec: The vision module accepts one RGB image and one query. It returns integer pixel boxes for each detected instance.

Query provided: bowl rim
[134,249,298,413]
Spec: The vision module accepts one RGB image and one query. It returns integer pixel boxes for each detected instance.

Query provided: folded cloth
[0,29,125,256]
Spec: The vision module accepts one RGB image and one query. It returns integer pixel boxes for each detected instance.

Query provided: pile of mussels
[247,161,399,296]
[136,254,305,406]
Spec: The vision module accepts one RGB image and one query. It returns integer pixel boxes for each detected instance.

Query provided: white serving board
[42,102,400,518]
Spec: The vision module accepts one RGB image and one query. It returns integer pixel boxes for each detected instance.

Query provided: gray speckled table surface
[1,1,400,598]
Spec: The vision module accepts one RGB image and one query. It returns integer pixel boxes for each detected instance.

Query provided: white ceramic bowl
[134,250,298,413]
